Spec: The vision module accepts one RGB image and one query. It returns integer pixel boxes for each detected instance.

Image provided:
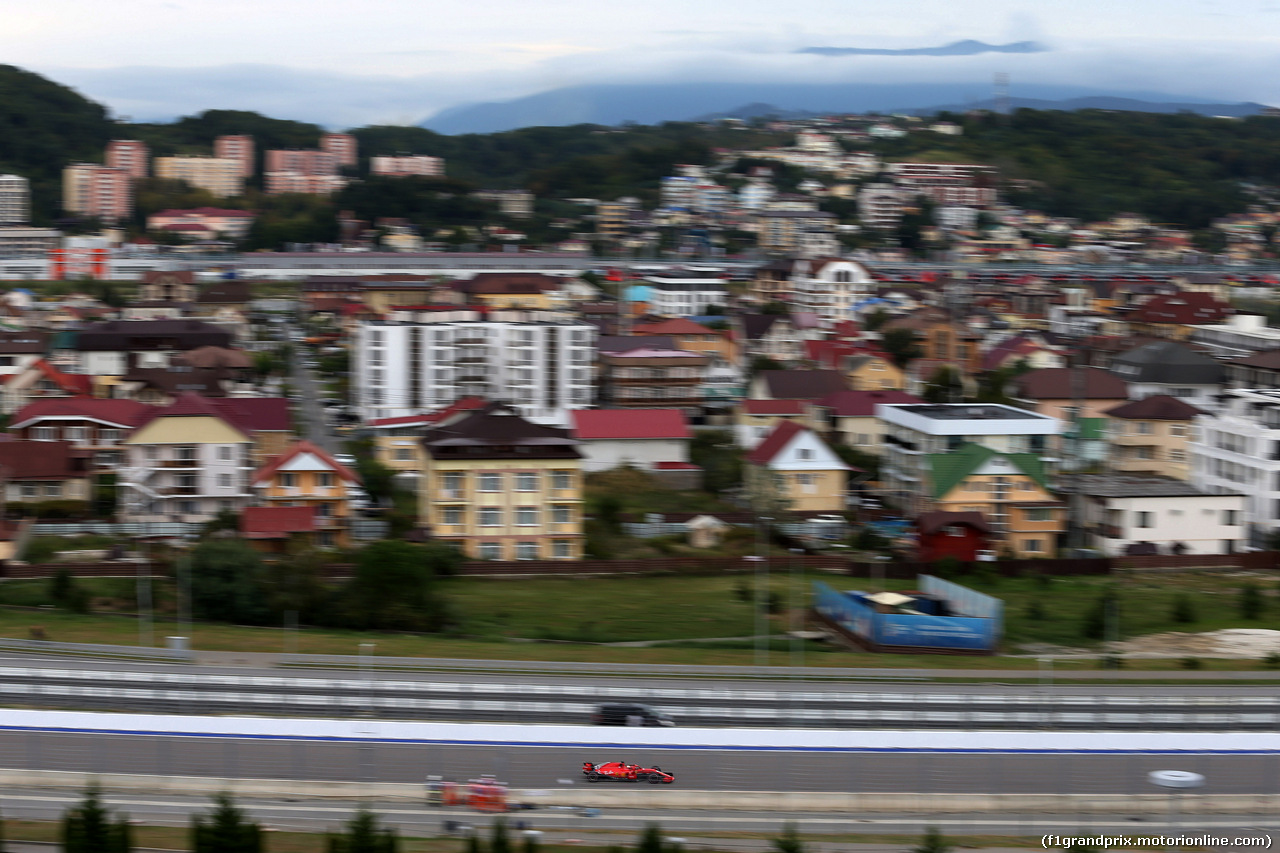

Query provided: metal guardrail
[278,652,929,680]
[0,638,192,663]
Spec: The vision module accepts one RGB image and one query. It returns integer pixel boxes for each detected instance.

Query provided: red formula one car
[582,761,675,784]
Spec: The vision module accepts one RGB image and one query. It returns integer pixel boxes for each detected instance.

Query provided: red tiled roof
[632,318,719,336]
[240,506,316,539]
[1103,395,1205,420]
[571,408,691,440]
[742,399,806,416]
[745,420,805,465]
[28,360,91,395]
[1013,367,1129,400]
[1127,292,1233,325]
[813,389,923,417]
[251,440,360,487]
[652,461,701,470]
[0,441,88,480]
[366,397,487,429]
[12,397,148,429]
[758,369,848,400]
[132,393,291,434]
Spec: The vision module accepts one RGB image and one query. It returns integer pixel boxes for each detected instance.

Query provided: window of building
[65,426,88,444]
[515,472,538,491]
[101,429,122,445]
[394,448,414,461]
[19,483,36,498]
[515,542,539,560]
[551,505,571,524]
[316,531,334,548]
[1169,424,1187,437]
[1022,539,1043,554]
[1136,421,1153,435]
[479,507,502,526]
[280,472,297,488]
[479,473,502,492]
[316,503,332,518]
[516,506,538,526]
[178,500,198,515]
[218,473,231,487]
[1223,509,1239,526]
[478,542,502,561]
[442,472,464,496]
[317,472,333,487]
[797,448,813,460]
[1025,508,1052,522]
[1169,449,1186,462]
[1135,511,1153,528]
[552,540,573,559]
[443,507,463,526]
[551,471,572,491]
[218,446,232,461]
[31,427,55,441]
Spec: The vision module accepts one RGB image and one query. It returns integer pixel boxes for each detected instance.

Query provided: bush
[1170,593,1197,625]
[1261,652,1280,670]
[1180,656,1203,670]
[1023,597,1046,622]
[50,568,90,614]
[1098,654,1125,669]
[1240,583,1265,620]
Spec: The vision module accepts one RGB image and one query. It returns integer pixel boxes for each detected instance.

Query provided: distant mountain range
[422,82,1271,135]
[797,39,1046,57]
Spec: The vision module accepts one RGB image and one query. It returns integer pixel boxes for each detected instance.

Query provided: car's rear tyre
[586,773,600,782]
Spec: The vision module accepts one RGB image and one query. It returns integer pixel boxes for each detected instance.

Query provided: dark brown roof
[197,281,253,304]
[456,273,563,294]
[1228,349,1280,370]
[421,402,581,460]
[0,331,46,355]
[1103,395,1205,420]
[1126,292,1233,325]
[76,319,234,351]
[1013,367,1129,400]
[597,335,675,354]
[0,440,89,480]
[759,369,848,400]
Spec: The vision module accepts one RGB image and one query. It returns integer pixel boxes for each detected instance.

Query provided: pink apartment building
[214,135,255,178]
[370,155,444,177]
[62,163,133,221]
[105,140,149,180]
[320,133,358,167]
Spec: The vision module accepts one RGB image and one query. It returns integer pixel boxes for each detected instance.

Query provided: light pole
[136,547,153,648]
[744,555,765,667]
[359,642,376,717]
[1148,770,1204,853]
[1038,656,1053,728]
[757,516,772,667]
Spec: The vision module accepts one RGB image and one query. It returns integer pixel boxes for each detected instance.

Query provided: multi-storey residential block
[62,163,132,221]
[857,183,904,228]
[1191,313,1280,359]
[154,157,243,198]
[214,135,255,178]
[745,420,851,514]
[417,402,583,560]
[1191,388,1280,548]
[371,155,444,177]
[1104,395,1204,480]
[320,132,358,167]
[878,402,1064,554]
[366,397,486,475]
[74,319,234,379]
[753,210,837,254]
[11,397,147,470]
[0,174,30,224]
[639,275,729,317]
[354,308,596,425]
[266,150,337,174]
[251,440,362,548]
[472,190,532,218]
[599,345,708,417]
[786,258,874,329]
[1061,473,1245,556]
[105,140,149,179]
[120,394,292,523]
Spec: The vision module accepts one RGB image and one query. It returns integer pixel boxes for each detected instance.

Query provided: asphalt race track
[3,729,1279,795]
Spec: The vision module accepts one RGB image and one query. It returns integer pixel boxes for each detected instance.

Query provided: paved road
[4,730,1279,795]
[288,326,339,455]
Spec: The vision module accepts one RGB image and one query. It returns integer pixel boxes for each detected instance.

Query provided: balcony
[157,486,200,496]
[437,489,466,501]
[160,459,200,469]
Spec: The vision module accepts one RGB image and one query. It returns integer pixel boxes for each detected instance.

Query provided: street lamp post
[359,642,376,718]
[744,555,765,667]
[1148,770,1205,853]
[137,550,153,648]
[1038,656,1053,728]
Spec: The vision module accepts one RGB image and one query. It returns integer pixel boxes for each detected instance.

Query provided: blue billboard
[813,578,1001,653]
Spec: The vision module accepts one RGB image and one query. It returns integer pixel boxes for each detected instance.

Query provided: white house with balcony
[1190,388,1280,548]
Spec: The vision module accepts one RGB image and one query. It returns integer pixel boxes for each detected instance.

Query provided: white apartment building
[371,155,445,177]
[1190,388,1280,548]
[857,183,904,229]
[642,276,730,317]
[354,309,597,425]
[1190,314,1280,359]
[1061,474,1246,556]
[0,174,30,224]
[878,402,1061,515]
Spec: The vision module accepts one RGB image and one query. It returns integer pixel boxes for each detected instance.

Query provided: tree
[773,822,806,853]
[326,808,399,853]
[749,356,785,377]
[862,308,890,332]
[354,457,397,505]
[191,794,262,853]
[1240,582,1265,620]
[911,827,952,853]
[880,328,923,368]
[759,301,789,316]
[1170,593,1197,625]
[62,786,132,853]
[689,429,743,496]
[189,539,271,625]
[490,818,512,853]
[340,540,457,631]
[922,366,963,403]
[636,824,668,853]
[50,566,90,613]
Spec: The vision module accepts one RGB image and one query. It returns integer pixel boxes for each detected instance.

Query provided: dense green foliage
[337,540,461,631]
[61,786,133,853]
[0,65,114,223]
[190,794,263,853]
[326,809,399,852]
[189,540,271,626]
[876,109,1280,226]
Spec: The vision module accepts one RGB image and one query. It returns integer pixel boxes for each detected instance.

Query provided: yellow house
[734,399,812,448]
[456,273,561,309]
[744,420,851,513]
[1103,395,1202,481]
[367,398,487,475]
[844,354,906,391]
[418,402,584,560]
[927,443,1065,558]
[250,440,362,549]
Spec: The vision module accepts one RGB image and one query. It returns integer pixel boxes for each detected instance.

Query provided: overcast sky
[14,0,1280,128]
